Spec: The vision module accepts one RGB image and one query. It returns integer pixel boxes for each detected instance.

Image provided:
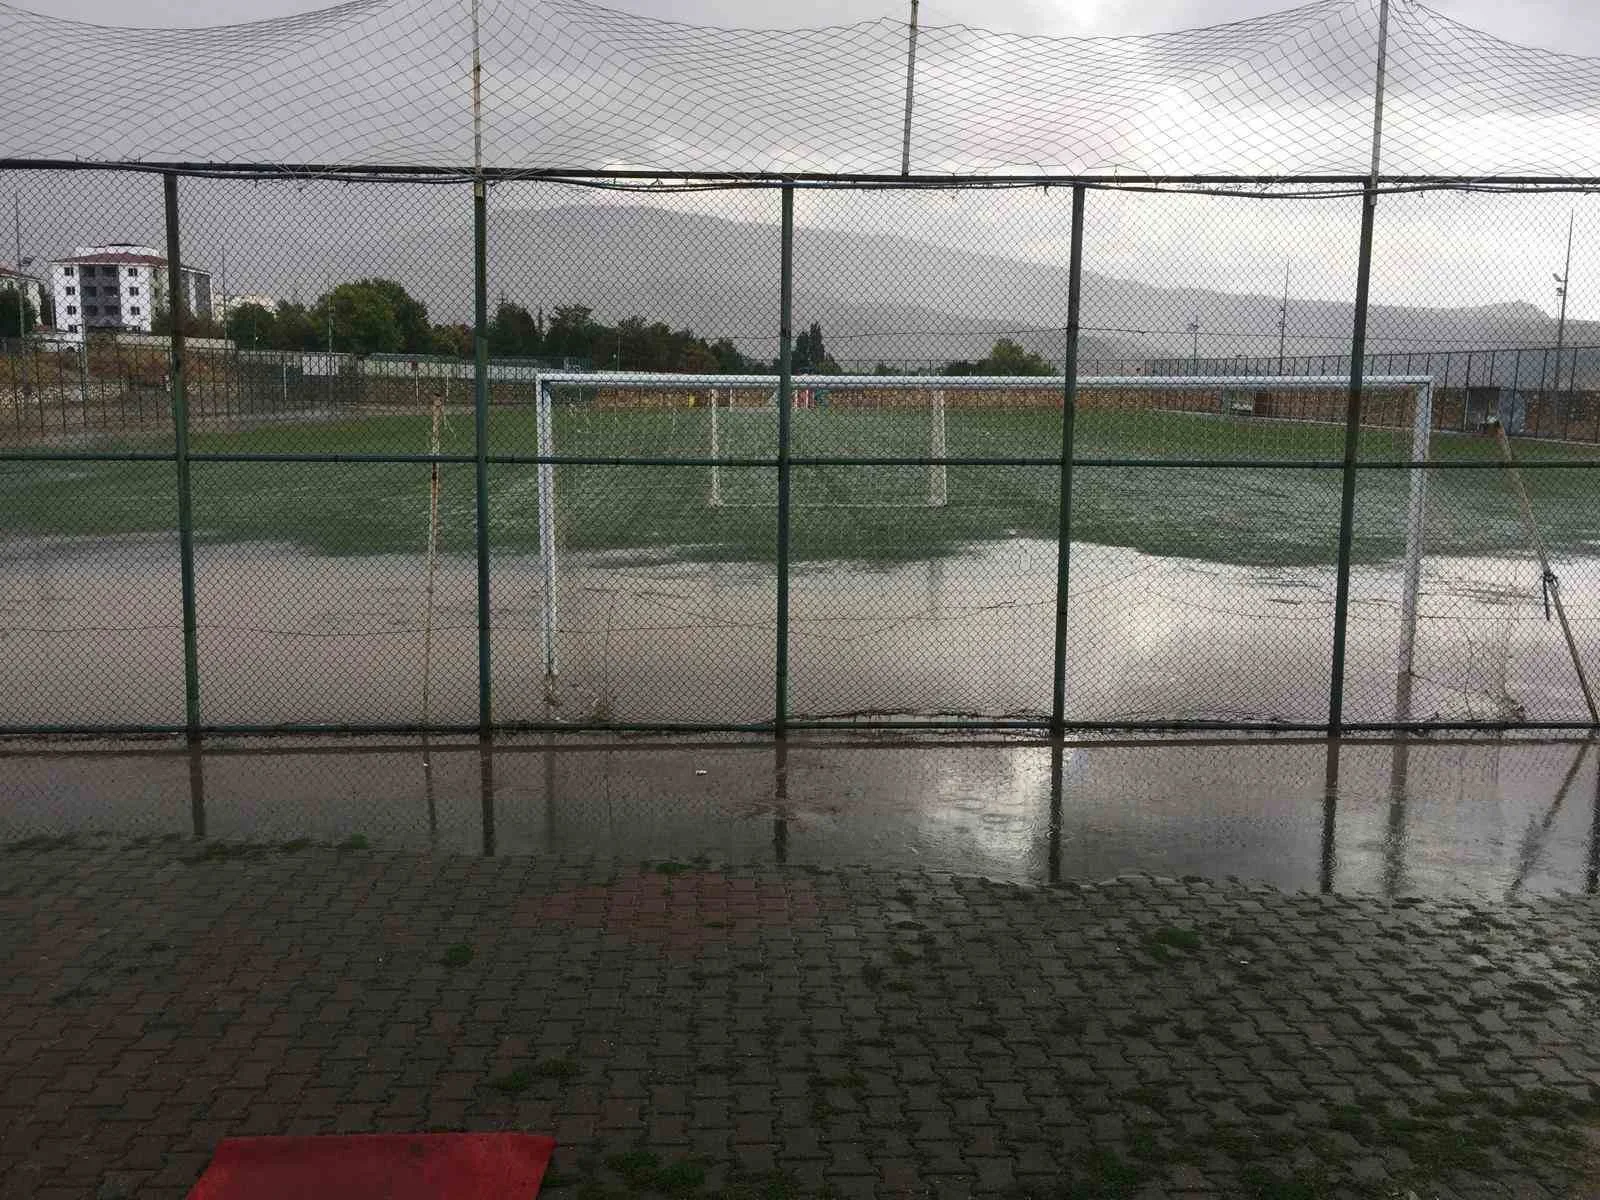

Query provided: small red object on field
[186,1133,556,1199]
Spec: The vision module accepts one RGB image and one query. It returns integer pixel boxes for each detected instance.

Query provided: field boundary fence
[5,0,1600,738]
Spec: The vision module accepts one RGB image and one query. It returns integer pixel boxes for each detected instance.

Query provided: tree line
[207,278,1052,377]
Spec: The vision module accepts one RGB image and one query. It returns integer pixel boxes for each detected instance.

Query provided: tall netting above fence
[3,0,1600,179]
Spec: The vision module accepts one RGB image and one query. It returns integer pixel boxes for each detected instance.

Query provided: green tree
[269,301,317,351]
[793,321,839,374]
[311,283,399,355]
[226,302,277,349]
[709,338,752,374]
[488,301,542,358]
[0,285,38,336]
[151,299,222,339]
[304,280,431,356]
[354,278,431,352]
[983,337,1052,376]
[543,304,603,362]
[430,323,471,358]
[945,338,1053,377]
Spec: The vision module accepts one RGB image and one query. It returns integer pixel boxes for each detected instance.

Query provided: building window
[128,267,138,277]
[66,305,77,315]
[65,286,75,296]
[130,306,141,316]
[68,324,78,333]
[129,286,139,296]
[86,305,99,315]
[84,286,97,297]
[62,266,74,276]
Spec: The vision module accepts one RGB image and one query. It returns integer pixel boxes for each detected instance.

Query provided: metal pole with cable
[774,185,795,735]
[164,174,201,739]
[472,0,493,734]
[1051,185,1086,736]
[899,0,919,177]
[1490,419,1598,724]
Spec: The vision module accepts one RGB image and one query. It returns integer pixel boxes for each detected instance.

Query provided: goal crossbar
[537,371,1433,389]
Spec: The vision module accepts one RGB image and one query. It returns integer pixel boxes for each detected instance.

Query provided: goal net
[708,380,948,508]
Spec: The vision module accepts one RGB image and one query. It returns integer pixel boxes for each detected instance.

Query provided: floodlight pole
[1277,261,1290,375]
[12,193,28,403]
[1553,210,1574,414]
[900,0,920,176]
[1328,0,1389,735]
[12,194,23,343]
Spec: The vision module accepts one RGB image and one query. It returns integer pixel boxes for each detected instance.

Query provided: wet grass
[6,405,1600,567]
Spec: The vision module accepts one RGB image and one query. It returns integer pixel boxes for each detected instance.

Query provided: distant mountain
[371,204,1585,372]
[110,196,1575,374]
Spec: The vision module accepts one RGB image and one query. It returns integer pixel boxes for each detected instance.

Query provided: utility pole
[1277,260,1290,375]
[1553,209,1574,405]
[13,193,30,400]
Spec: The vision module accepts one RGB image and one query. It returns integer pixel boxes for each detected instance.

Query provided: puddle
[2,732,1596,899]
[0,534,1595,727]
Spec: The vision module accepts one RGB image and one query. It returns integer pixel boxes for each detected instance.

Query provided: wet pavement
[5,839,1600,1199]
[4,732,1599,898]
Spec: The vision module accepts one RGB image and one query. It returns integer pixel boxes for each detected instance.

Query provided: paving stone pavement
[3,835,1600,1199]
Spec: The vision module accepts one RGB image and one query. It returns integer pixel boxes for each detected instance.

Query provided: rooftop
[51,251,167,266]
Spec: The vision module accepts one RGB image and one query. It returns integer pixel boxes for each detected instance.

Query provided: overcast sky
[18,0,1600,326]
[36,0,1600,53]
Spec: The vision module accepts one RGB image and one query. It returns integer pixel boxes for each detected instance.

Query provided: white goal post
[529,371,1434,707]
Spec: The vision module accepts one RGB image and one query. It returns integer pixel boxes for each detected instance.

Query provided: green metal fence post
[164,173,201,739]
[1051,184,1086,736]
[1328,0,1389,736]
[473,178,491,735]
[775,184,795,736]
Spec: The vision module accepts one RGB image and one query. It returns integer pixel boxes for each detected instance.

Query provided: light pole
[1187,317,1199,374]
[13,193,31,400]
[1277,261,1290,376]
[1553,210,1574,413]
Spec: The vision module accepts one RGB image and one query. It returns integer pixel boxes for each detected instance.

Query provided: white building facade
[49,243,212,343]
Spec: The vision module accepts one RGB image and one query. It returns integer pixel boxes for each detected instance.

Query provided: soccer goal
[528,370,1435,703]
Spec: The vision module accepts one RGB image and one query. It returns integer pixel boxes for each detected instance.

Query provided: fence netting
[4,0,1600,734]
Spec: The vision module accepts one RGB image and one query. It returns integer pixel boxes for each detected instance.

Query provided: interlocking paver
[3,841,1600,1198]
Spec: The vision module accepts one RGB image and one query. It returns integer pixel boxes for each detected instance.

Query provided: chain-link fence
[4,0,1600,735]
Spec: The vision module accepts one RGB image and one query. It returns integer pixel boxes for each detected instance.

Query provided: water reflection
[6,732,1600,898]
